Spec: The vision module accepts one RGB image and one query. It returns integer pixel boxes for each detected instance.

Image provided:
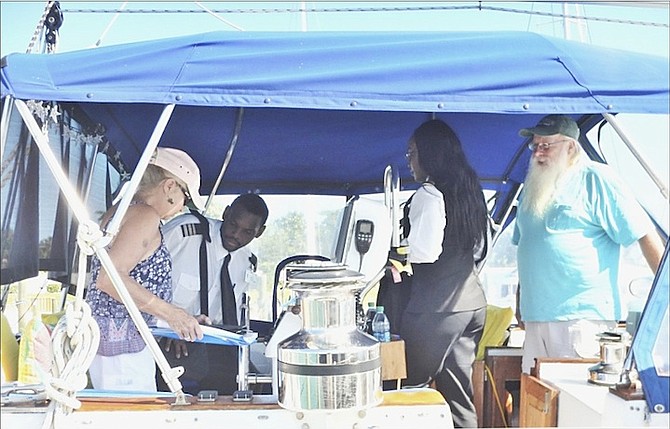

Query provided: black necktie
[220,253,238,326]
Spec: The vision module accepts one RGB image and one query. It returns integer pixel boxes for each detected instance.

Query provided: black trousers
[155,340,239,395]
[399,307,487,428]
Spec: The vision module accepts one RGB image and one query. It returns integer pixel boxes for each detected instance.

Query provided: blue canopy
[1,31,668,196]
[2,30,668,413]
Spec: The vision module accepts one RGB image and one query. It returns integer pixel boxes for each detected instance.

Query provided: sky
[1,1,669,58]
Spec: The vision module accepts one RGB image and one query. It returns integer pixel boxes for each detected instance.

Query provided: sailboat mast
[301,1,308,31]
[562,1,589,42]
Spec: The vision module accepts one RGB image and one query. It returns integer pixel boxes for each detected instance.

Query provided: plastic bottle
[1,313,19,382]
[364,302,377,335]
[372,306,391,342]
[17,307,52,384]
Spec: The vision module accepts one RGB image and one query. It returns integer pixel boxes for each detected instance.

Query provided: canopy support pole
[68,141,102,303]
[603,113,668,200]
[0,95,14,162]
[104,104,176,235]
[205,107,244,212]
[357,165,401,302]
[493,183,523,248]
[14,100,189,404]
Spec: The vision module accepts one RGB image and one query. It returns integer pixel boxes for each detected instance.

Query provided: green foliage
[257,211,308,265]
[46,282,62,293]
[248,207,343,321]
[39,236,52,259]
[249,211,307,320]
[1,229,12,268]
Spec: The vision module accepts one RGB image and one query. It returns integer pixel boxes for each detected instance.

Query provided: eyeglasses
[405,150,417,160]
[527,139,571,152]
[178,184,191,204]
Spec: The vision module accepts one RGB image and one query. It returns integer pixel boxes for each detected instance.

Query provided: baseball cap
[150,147,205,210]
[519,114,580,140]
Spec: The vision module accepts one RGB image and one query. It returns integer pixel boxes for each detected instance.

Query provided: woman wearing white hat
[86,147,205,392]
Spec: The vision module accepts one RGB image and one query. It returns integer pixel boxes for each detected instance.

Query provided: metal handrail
[603,113,668,200]
[384,165,401,248]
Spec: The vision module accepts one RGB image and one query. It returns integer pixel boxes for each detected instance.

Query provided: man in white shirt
[157,194,268,395]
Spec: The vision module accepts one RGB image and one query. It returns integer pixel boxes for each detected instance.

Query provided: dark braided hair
[411,119,488,251]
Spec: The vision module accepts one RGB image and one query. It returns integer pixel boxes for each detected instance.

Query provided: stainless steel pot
[277,264,382,411]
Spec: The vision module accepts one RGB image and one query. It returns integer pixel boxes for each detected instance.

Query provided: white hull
[2,389,453,429]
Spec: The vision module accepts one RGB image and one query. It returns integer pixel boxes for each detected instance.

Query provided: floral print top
[86,228,172,356]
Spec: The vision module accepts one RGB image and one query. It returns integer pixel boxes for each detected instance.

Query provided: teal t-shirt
[512,160,652,322]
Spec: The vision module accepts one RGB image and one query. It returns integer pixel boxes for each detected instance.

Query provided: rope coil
[40,220,105,428]
[46,302,100,410]
[40,299,100,429]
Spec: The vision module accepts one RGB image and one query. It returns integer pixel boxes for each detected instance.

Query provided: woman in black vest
[400,119,488,428]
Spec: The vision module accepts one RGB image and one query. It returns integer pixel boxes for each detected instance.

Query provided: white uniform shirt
[407,183,446,264]
[163,213,257,325]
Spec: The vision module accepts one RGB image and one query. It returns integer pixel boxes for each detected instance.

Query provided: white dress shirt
[407,183,446,264]
[163,213,258,325]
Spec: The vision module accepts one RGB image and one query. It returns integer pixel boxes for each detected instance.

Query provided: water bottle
[364,302,377,335]
[372,306,391,342]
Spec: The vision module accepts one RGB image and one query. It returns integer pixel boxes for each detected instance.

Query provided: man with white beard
[511,114,664,374]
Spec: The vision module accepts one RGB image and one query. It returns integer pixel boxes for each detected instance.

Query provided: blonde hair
[100,164,187,225]
[134,164,186,201]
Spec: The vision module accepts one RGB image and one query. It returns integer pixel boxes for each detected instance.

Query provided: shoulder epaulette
[180,223,206,237]
[189,208,211,242]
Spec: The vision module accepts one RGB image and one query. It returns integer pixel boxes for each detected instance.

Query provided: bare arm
[638,232,665,274]
[96,204,203,340]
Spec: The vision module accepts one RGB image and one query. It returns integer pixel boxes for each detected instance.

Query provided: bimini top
[2,31,668,112]
[1,31,668,195]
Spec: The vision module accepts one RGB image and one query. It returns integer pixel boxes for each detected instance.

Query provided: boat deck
[2,388,453,429]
